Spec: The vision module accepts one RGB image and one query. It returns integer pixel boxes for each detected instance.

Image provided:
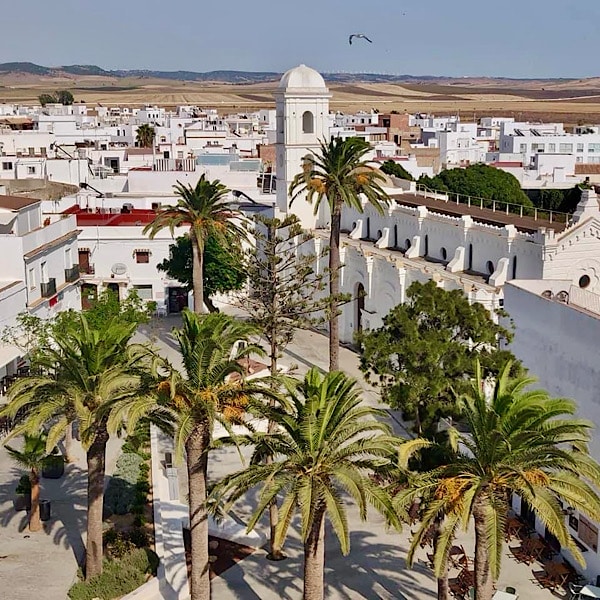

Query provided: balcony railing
[79,263,95,275]
[65,265,80,283]
[41,278,57,298]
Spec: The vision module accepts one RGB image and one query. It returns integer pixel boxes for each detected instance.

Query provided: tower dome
[278,64,327,91]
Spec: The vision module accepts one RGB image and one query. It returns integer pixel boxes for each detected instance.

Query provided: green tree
[419,164,532,207]
[357,280,516,435]
[144,175,246,314]
[289,137,390,371]
[0,312,153,579]
[157,233,246,312]
[240,214,331,558]
[126,311,270,600]
[5,433,52,532]
[213,367,401,600]
[135,124,155,148]
[38,93,57,106]
[400,361,600,600]
[56,90,74,105]
[380,160,414,181]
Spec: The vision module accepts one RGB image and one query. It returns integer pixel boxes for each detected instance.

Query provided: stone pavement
[0,432,122,600]
[138,313,561,600]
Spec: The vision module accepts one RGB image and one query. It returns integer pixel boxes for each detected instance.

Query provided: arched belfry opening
[302,111,314,134]
[355,282,366,333]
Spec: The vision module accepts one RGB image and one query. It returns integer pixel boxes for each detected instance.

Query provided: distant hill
[0,61,579,85]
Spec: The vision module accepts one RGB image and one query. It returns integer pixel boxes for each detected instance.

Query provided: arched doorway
[81,283,97,310]
[107,282,120,301]
[355,283,366,333]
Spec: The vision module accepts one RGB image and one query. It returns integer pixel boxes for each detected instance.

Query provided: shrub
[68,548,159,600]
[16,474,31,494]
[103,452,144,515]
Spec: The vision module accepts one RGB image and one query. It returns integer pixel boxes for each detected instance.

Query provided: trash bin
[39,499,51,522]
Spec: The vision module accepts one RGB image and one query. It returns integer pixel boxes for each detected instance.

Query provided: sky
[1,0,598,79]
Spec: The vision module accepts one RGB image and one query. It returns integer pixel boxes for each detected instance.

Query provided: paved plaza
[0,313,564,599]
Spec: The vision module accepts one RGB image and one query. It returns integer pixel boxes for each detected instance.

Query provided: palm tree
[144,175,246,314]
[213,367,401,600]
[0,312,153,579]
[5,433,51,532]
[400,361,600,600]
[289,137,389,371]
[124,310,269,600]
[136,123,155,148]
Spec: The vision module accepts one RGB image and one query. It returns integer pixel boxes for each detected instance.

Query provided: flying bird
[349,33,373,45]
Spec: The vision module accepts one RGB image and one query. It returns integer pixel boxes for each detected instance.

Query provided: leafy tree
[157,233,246,312]
[135,124,155,148]
[56,90,74,105]
[400,362,600,600]
[213,368,401,600]
[38,93,57,106]
[290,137,390,371]
[0,312,154,579]
[357,280,517,435]
[5,433,52,532]
[144,175,246,314]
[240,214,332,558]
[530,186,582,213]
[419,164,532,207]
[125,311,272,600]
[381,160,414,181]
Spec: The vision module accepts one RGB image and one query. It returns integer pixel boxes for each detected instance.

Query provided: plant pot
[42,457,65,479]
[14,493,31,512]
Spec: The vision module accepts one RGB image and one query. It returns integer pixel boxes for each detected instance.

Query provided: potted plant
[42,451,65,479]
[14,474,31,512]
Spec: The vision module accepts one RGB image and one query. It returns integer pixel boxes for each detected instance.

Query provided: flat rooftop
[0,195,41,211]
[63,205,157,226]
[390,192,568,234]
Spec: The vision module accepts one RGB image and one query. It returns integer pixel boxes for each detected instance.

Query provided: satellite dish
[111,263,127,275]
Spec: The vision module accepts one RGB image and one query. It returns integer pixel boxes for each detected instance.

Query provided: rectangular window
[40,261,48,283]
[64,247,71,269]
[559,143,573,153]
[135,251,150,264]
[28,267,36,290]
[577,143,584,152]
[588,143,600,153]
[578,515,598,552]
[133,284,153,300]
[519,144,527,153]
[532,143,545,153]
[2,161,13,170]
[27,166,36,175]
[548,143,556,153]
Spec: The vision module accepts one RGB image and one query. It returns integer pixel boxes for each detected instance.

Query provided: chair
[568,583,583,600]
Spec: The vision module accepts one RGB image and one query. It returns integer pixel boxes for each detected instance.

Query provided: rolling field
[2,73,600,125]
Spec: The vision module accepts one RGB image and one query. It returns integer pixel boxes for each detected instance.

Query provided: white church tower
[274,64,331,229]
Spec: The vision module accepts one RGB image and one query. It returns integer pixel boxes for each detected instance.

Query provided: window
[589,143,600,153]
[486,260,495,275]
[302,111,314,134]
[27,166,36,175]
[512,256,518,279]
[519,144,527,153]
[577,143,584,152]
[548,143,556,153]
[559,143,573,153]
[579,274,591,289]
[2,161,13,170]
[133,284,153,300]
[28,267,36,290]
[405,238,411,251]
[440,247,447,260]
[64,247,72,269]
[532,143,545,153]
[135,250,150,264]
[578,515,598,552]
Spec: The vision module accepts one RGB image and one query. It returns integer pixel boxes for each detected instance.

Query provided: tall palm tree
[0,312,153,579]
[136,123,155,148]
[289,137,390,371]
[400,362,600,600]
[124,310,270,600]
[5,433,51,532]
[213,367,401,600]
[144,175,246,314]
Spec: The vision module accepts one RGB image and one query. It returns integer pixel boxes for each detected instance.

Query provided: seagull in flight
[349,33,373,45]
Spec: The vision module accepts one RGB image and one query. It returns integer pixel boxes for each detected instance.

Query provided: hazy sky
[1,0,598,78]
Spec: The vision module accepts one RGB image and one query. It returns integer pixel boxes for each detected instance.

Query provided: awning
[0,343,21,370]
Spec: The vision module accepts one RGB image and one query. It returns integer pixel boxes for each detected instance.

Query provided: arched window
[440,247,447,261]
[393,224,398,248]
[366,217,371,240]
[355,283,365,333]
[512,255,518,279]
[579,274,591,289]
[405,238,411,251]
[424,235,429,257]
[302,111,314,134]
[486,260,495,275]
[468,243,473,271]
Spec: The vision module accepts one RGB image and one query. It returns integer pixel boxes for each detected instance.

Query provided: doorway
[81,283,97,310]
[107,282,120,301]
[168,287,188,313]
[355,283,366,334]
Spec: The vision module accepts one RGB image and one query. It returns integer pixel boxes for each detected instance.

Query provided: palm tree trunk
[303,506,326,600]
[28,470,41,532]
[186,423,211,600]
[473,498,494,600]
[432,516,449,600]
[85,426,109,580]
[64,421,75,463]
[191,231,205,314]
[328,203,342,372]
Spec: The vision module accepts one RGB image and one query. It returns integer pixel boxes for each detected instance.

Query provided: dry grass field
[3,72,600,125]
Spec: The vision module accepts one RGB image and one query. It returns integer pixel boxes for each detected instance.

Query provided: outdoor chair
[569,583,583,600]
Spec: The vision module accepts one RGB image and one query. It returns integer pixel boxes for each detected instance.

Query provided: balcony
[65,265,80,283]
[79,263,95,275]
[41,278,57,298]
